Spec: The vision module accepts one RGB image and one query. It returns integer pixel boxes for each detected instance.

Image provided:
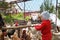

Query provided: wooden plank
[2,25,34,29]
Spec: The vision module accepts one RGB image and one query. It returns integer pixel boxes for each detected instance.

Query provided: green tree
[40,0,54,13]
[0,1,14,23]
[58,3,60,19]
[0,2,9,9]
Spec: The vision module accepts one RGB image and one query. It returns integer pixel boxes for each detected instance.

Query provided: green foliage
[40,0,54,13]
[11,12,24,20]
[40,4,43,12]
[44,0,50,11]
[0,2,9,9]
[58,7,60,19]
[2,12,24,23]
[2,12,31,23]
[25,16,31,21]
[49,5,54,13]
[4,14,13,23]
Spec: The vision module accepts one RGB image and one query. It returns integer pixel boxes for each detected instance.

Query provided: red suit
[35,20,52,40]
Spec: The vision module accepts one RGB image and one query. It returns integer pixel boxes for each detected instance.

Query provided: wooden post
[18,28,20,38]
[56,0,59,32]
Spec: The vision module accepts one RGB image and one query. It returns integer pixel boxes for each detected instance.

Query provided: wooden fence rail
[2,25,34,29]
[1,25,34,40]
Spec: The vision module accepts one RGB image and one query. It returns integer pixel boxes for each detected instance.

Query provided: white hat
[41,11,50,20]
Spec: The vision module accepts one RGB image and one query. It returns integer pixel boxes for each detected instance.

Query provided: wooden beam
[2,25,34,29]
[16,3,23,11]
[9,0,31,4]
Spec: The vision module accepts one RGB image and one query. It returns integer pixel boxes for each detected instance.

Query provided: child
[34,11,52,40]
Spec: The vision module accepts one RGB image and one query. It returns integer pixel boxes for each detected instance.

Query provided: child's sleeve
[35,22,45,30]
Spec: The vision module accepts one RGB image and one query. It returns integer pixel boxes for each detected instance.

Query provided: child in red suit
[34,11,52,40]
